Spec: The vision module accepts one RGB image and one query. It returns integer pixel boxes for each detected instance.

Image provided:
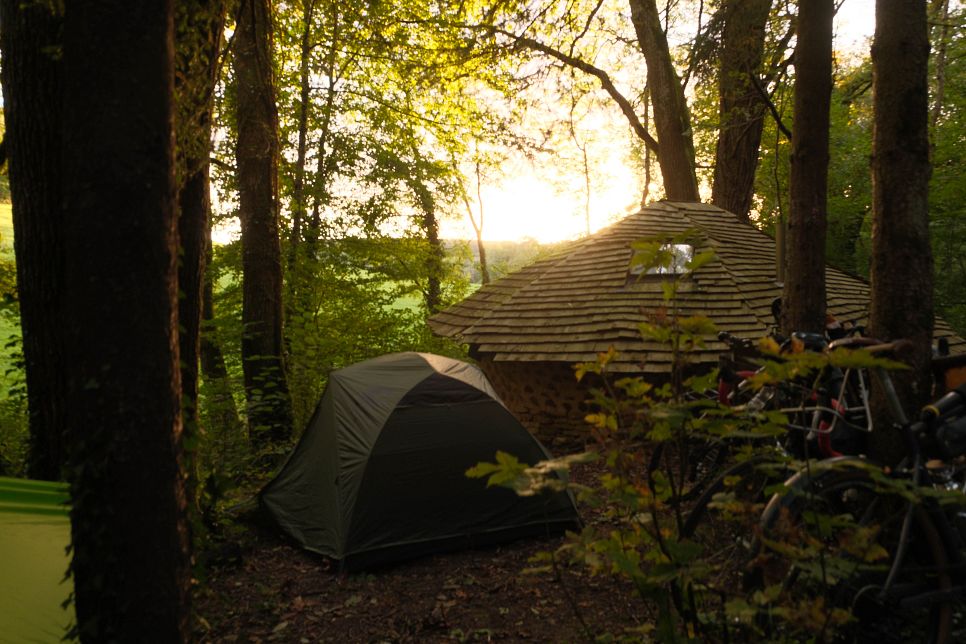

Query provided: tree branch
[488,26,660,154]
[751,72,792,141]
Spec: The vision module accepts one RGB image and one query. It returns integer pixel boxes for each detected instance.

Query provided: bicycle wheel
[751,465,953,643]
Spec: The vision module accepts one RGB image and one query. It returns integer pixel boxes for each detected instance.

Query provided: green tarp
[0,477,73,643]
[261,352,580,569]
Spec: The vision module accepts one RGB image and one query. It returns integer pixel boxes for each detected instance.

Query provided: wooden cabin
[429,201,964,442]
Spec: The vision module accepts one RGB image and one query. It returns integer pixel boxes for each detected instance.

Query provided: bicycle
[649,326,870,508]
[686,341,966,642]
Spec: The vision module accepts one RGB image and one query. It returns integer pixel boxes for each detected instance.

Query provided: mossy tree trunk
[234,0,294,448]
[175,0,229,506]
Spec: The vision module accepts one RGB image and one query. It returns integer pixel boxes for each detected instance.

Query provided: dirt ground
[193,461,649,643]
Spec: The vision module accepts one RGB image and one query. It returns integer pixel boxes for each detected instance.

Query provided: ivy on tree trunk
[175,0,228,509]
[234,0,294,447]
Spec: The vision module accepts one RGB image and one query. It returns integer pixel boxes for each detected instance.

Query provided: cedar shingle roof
[429,201,964,373]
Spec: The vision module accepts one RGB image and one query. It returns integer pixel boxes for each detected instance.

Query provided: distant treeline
[445,238,567,284]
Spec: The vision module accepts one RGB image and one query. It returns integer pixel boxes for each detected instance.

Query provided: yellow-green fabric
[0,477,73,643]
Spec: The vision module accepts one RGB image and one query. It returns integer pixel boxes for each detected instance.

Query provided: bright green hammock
[0,477,74,643]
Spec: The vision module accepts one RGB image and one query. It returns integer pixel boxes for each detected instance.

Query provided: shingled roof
[429,201,964,373]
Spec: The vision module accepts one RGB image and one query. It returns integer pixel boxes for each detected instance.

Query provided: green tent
[260,352,580,569]
[0,477,74,643]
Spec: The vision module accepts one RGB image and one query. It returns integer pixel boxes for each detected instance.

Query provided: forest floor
[193,458,651,643]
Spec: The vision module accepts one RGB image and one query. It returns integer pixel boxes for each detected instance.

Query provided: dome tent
[260,352,580,570]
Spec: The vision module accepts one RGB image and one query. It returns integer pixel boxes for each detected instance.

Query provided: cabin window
[629,243,694,276]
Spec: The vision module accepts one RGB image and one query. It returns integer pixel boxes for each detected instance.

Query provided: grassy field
[0,203,12,258]
[0,203,23,472]
[0,203,20,391]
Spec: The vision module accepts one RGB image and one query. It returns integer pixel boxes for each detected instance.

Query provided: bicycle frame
[761,363,966,615]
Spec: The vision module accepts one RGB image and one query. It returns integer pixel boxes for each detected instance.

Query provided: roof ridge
[427,202,964,368]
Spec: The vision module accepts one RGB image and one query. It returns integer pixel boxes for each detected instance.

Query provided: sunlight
[443,163,641,244]
[440,0,882,245]
[442,126,643,244]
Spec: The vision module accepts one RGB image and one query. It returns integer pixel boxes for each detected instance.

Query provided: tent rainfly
[0,477,74,642]
[260,352,580,569]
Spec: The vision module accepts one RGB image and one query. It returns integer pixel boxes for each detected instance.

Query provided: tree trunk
[628,0,700,201]
[234,0,294,447]
[929,0,951,133]
[711,0,771,221]
[409,177,443,313]
[0,0,68,481]
[175,0,228,504]
[473,161,491,284]
[304,2,341,251]
[201,237,245,434]
[61,1,189,639]
[868,0,933,461]
[457,159,491,285]
[287,0,316,272]
[782,0,833,335]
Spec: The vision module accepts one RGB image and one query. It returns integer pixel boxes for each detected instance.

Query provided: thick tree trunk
[869,0,933,460]
[782,0,833,335]
[175,0,227,503]
[178,166,209,437]
[234,0,294,446]
[711,0,771,221]
[628,0,700,201]
[0,0,68,481]
[61,2,189,639]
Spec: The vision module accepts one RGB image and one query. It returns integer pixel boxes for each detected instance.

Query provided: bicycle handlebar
[921,382,966,421]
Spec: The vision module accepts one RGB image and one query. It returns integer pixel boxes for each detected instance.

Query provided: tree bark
[409,177,444,313]
[869,0,933,460]
[61,1,189,639]
[234,0,294,446]
[782,0,833,335]
[201,237,245,435]
[287,0,316,272]
[628,0,700,201]
[928,0,951,133]
[473,161,491,284]
[711,0,771,221]
[175,0,228,501]
[304,2,342,252]
[0,0,68,481]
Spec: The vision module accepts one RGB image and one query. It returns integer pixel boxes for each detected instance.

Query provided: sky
[439,0,879,244]
[205,0,882,247]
